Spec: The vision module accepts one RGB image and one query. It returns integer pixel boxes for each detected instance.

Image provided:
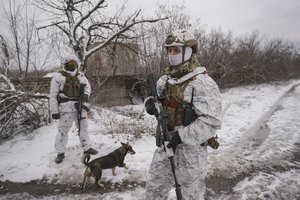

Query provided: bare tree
[0,35,10,76]
[2,0,24,77]
[262,37,296,80]
[32,0,167,71]
[196,27,233,85]
[1,0,53,79]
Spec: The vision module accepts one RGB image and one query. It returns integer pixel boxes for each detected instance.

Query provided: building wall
[89,76,132,107]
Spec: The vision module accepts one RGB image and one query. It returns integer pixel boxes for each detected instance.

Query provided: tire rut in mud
[205,142,300,198]
[205,86,300,198]
[0,179,145,197]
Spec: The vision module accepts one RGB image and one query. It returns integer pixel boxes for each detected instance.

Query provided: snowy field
[0,79,300,200]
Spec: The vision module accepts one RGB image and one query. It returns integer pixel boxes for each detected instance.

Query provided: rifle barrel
[146,73,183,200]
[77,83,86,135]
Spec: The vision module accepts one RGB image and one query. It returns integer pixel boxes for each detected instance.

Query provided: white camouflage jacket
[157,67,222,146]
[49,71,91,114]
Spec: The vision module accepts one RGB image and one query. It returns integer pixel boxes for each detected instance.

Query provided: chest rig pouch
[59,71,80,100]
[162,77,197,130]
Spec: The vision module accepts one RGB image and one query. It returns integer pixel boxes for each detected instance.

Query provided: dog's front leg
[112,167,117,176]
[123,163,129,169]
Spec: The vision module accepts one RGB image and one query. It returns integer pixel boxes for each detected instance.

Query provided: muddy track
[205,85,300,198]
[205,142,300,198]
[1,146,299,199]
[0,179,145,197]
[1,141,299,199]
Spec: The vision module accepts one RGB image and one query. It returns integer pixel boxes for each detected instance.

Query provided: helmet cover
[165,29,198,53]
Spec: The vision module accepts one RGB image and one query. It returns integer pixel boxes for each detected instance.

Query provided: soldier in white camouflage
[50,55,98,164]
[144,29,223,200]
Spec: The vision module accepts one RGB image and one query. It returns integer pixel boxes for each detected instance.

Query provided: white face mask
[69,70,77,77]
[168,46,193,66]
[168,53,182,66]
[64,69,77,77]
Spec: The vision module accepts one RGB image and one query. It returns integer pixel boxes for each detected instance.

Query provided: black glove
[52,113,60,119]
[166,130,182,151]
[145,96,158,117]
[82,94,89,102]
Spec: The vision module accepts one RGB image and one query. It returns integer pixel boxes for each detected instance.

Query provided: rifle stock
[146,74,183,200]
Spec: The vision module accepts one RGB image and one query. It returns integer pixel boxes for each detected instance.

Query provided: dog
[81,142,136,192]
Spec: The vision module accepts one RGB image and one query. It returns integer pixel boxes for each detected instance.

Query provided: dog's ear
[121,142,129,147]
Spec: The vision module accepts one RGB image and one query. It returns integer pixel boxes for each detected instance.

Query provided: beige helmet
[165,29,198,53]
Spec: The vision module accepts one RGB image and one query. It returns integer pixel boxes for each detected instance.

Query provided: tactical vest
[162,72,220,150]
[59,71,80,99]
[162,76,197,130]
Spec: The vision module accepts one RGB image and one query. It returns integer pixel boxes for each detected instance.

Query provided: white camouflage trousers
[55,111,91,153]
[145,145,208,200]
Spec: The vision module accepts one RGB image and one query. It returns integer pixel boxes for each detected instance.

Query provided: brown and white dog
[81,142,136,192]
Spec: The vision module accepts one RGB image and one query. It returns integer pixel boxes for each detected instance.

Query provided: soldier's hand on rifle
[82,94,89,103]
[145,96,158,117]
[52,113,60,120]
[167,130,182,151]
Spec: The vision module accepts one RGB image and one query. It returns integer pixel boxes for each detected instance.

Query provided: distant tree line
[196,30,300,88]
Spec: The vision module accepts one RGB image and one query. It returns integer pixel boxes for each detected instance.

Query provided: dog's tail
[81,154,91,166]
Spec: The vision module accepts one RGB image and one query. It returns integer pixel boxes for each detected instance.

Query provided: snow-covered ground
[0,79,300,200]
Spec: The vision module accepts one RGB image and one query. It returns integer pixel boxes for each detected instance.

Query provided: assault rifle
[147,74,183,200]
[75,83,89,135]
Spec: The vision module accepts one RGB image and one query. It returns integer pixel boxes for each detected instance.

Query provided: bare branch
[30,0,168,72]
[73,0,107,39]
[85,15,168,60]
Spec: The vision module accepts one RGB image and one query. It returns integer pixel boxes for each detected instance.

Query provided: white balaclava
[168,46,193,66]
[68,70,77,77]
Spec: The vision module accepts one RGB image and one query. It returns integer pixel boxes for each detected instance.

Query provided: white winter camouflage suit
[49,69,92,154]
[145,66,222,200]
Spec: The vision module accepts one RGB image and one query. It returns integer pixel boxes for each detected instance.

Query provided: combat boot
[55,153,65,164]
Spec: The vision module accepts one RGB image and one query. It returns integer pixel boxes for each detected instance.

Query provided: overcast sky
[114,0,300,42]
[1,0,299,43]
